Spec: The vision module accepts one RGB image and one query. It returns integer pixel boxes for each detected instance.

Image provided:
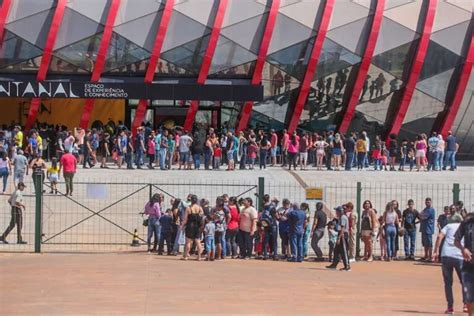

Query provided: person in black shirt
[388,134,398,171]
[455,213,474,314]
[402,199,419,260]
[344,134,355,171]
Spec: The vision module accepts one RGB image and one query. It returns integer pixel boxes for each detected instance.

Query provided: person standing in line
[287,133,299,171]
[261,195,278,260]
[147,134,156,169]
[159,130,169,170]
[383,202,399,261]
[144,193,162,253]
[225,196,240,259]
[434,215,467,314]
[310,202,327,261]
[12,149,28,187]
[178,131,193,170]
[181,194,204,261]
[388,134,398,171]
[443,131,456,171]
[287,203,307,262]
[326,206,351,271]
[270,129,278,167]
[344,134,356,171]
[277,199,291,259]
[454,212,474,315]
[362,131,370,168]
[298,132,309,171]
[344,202,357,262]
[59,149,77,196]
[436,134,445,171]
[281,129,289,167]
[238,197,258,260]
[259,133,270,170]
[355,135,366,170]
[427,132,439,171]
[126,131,134,169]
[135,127,146,169]
[419,197,436,262]
[300,202,311,258]
[360,200,378,262]
[0,182,27,244]
[0,151,12,194]
[204,215,216,261]
[158,209,173,255]
[402,199,419,260]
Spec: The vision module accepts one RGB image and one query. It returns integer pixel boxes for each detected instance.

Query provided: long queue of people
[141,193,473,314]
[0,123,460,177]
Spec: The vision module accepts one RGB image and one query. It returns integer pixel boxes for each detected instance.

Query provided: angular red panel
[439,32,474,136]
[24,0,68,132]
[386,0,438,137]
[183,0,229,132]
[0,0,12,47]
[338,0,385,134]
[131,0,175,134]
[287,0,335,134]
[235,0,280,133]
[79,0,121,129]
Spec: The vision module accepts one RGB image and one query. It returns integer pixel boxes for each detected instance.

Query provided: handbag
[143,218,149,227]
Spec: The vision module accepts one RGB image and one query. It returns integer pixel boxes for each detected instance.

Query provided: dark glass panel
[418,40,463,81]
[372,40,417,79]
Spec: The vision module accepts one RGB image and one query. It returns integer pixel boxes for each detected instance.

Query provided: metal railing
[0,174,470,256]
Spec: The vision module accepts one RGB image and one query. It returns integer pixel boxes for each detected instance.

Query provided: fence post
[149,183,153,201]
[355,182,362,259]
[34,170,43,253]
[452,183,460,205]
[258,177,265,211]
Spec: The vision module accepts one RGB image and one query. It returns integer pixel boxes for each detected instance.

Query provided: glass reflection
[0,31,42,72]
[372,41,416,79]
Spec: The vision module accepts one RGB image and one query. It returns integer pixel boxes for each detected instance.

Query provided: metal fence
[0,175,471,257]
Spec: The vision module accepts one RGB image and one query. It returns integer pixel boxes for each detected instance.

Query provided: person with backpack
[455,212,474,315]
[402,199,419,260]
[261,195,278,260]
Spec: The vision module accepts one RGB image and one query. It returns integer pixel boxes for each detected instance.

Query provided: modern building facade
[0,0,472,158]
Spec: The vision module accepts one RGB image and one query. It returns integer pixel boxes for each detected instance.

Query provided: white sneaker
[349,259,356,263]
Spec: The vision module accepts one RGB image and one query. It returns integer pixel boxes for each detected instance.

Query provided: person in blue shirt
[427,132,439,171]
[419,197,436,262]
[443,131,457,171]
[287,202,306,262]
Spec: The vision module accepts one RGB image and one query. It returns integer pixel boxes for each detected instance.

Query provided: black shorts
[462,269,474,303]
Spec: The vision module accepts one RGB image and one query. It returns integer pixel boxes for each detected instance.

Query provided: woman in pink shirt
[287,132,299,171]
[147,135,156,169]
[225,197,240,258]
[144,193,162,253]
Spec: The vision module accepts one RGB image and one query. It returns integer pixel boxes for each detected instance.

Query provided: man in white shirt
[0,182,27,244]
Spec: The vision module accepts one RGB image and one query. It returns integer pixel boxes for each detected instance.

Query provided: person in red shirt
[270,129,278,167]
[59,152,77,196]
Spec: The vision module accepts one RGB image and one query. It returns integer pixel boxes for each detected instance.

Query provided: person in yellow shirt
[37,134,43,158]
[14,126,23,148]
[355,135,367,170]
[47,157,60,194]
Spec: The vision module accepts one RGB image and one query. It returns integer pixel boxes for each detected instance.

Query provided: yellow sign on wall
[306,187,323,200]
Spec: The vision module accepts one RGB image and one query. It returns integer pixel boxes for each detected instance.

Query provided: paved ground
[0,252,462,315]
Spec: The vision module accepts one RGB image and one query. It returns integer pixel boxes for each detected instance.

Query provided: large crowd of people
[0,121,461,190]
[137,193,473,314]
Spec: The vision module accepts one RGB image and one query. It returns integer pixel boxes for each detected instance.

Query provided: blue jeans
[0,167,8,193]
[135,150,144,167]
[399,156,407,169]
[345,151,354,170]
[356,152,365,169]
[205,236,215,254]
[385,224,396,258]
[403,229,416,256]
[204,150,212,170]
[159,148,167,169]
[441,256,465,308]
[147,217,161,250]
[444,151,456,170]
[172,226,184,253]
[290,232,303,261]
[374,158,381,170]
[221,229,227,257]
[436,151,444,170]
[302,225,311,257]
[193,154,201,169]
[263,225,278,258]
[364,152,369,168]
